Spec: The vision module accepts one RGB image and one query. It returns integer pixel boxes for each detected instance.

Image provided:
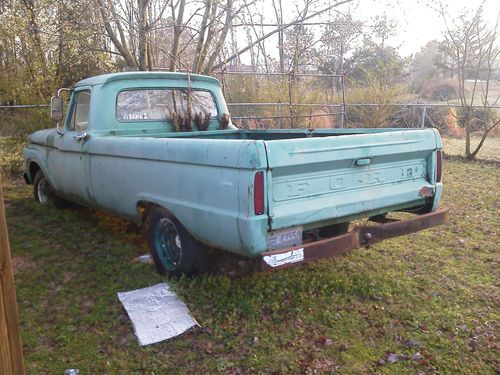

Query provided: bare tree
[0,0,356,108]
[440,3,500,159]
[238,3,271,72]
[211,0,354,72]
[202,0,235,73]
[0,0,113,102]
[271,0,285,73]
[192,0,215,73]
[95,0,173,70]
[318,7,363,90]
[169,0,185,71]
[96,0,138,69]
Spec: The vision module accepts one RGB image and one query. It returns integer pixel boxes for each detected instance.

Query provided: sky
[253,0,499,57]
[369,0,500,56]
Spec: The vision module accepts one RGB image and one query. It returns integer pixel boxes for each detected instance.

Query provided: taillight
[254,172,265,215]
[436,150,442,183]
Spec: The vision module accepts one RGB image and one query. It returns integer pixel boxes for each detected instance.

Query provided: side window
[68,90,91,132]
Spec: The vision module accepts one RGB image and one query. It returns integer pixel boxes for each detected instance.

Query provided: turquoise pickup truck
[23,72,447,276]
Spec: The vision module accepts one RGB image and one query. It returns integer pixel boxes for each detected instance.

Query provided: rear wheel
[148,207,209,276]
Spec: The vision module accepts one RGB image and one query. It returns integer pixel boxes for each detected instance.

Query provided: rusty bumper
[261,208,448,271]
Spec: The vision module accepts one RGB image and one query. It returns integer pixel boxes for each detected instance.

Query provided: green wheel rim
[153,218,182,271]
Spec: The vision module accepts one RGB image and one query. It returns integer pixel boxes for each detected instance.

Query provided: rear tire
[319,222,350,238]
[148,207,209,276]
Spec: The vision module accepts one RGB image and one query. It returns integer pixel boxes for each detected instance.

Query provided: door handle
[73,132,89,142]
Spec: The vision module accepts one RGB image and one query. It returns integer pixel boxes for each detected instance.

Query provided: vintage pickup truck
[23,72,447,276]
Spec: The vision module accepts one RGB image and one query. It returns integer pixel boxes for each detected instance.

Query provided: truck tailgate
[264,129,438,230]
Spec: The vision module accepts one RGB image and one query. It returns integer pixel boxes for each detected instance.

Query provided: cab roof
[75,71,220,87]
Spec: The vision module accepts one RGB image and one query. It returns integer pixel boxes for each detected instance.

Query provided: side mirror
[50,96,64,121]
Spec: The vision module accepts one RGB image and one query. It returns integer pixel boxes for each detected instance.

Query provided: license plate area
[267,226,303,251]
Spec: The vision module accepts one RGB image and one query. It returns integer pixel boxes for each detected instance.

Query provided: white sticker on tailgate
[263,248,305,268]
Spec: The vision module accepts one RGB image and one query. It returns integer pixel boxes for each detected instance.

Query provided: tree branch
[211,0,354,72]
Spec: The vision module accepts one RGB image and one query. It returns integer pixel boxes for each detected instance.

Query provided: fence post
[340,75,346,128]
[420,105,427,129]
[0,178,25,375]
[340,104,345,128]
[277,102,282,129]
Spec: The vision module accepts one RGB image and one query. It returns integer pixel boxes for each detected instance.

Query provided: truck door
[49,88,92,205]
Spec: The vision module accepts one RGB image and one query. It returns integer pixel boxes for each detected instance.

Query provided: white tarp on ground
[117,283,198,346]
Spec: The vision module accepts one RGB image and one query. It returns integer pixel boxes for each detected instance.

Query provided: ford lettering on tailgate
[273,161,426,201]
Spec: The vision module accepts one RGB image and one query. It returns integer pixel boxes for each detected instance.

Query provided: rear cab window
[116,89,218,130]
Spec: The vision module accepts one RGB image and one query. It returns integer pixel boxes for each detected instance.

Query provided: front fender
[23,144,54,188]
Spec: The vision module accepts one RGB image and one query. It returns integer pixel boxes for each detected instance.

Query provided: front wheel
[148,208,209,276]
[33,170,66,207]
[33,170,51,203]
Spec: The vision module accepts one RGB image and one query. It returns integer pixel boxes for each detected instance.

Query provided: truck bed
[99,127,417,140]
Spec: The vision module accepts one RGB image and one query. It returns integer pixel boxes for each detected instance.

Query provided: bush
[0,108,51,137]
[0,109,49,176]
[217,74,341,129]
[457,107,499,133]
[419,79,459,101]
[344,86,404,128]
[0,136,25,175]
[426,106,464,136]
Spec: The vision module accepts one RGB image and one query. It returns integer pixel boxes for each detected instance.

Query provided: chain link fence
[345,104,500,136]
[228,102,500,136]
[2,101,499,173]
[215,71,498,135]
[2,102,499,136]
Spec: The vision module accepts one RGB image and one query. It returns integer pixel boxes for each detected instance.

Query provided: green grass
[442,136,500,162]
[2,158,499,374]
[464,80,500,104]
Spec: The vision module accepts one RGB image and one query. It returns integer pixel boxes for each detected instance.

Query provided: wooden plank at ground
[0,284,14,374]
[0,178,25,375]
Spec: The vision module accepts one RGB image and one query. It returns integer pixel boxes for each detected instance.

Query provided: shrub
[419,79,459,101]
[0,108,50,176]
[426,106,464,136]
[0,136,25,175]
[218,74,341,129]
[344,85,403,128]
[457,107,499,133]
[0,108,51,137]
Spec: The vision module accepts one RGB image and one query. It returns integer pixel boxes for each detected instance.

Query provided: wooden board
[0,179,24,375]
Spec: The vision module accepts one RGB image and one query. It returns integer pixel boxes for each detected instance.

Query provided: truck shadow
[5,178,262,279]
[90,207,262,278]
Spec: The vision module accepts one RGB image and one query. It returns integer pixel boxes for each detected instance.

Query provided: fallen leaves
[11,255,36,274]
[403,339,421,348]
